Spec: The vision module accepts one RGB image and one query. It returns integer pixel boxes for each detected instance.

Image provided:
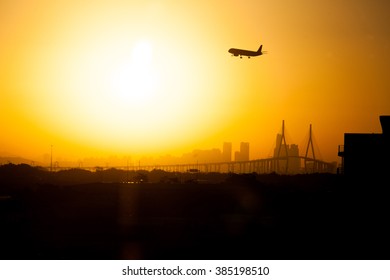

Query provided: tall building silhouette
[222,142,232,162]
[289,144,300,173]
[235,142,249,162]
[273,134,301,173]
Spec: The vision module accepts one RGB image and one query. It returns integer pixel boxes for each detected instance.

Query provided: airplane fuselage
[228,49,260,57]
[228,44,263,58]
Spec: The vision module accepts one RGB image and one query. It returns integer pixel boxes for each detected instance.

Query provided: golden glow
[1,1,390,164]
[110,40,157,106]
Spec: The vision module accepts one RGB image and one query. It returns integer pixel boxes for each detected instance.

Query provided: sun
[108,40,159,107]
[132,40,153,65]
[19,30,219,154]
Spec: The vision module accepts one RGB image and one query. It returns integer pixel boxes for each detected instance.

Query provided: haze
[1,0,389,165]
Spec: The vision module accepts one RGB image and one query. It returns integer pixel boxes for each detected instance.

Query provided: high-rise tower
[222,142,232,162]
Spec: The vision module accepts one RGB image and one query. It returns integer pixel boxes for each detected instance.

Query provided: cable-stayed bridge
[63,120,336,174]
[127,120,335,174]
[128,156,335,174]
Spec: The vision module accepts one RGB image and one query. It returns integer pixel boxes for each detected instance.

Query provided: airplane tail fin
[257,45,263,54]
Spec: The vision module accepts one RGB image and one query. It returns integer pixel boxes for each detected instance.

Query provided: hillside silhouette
[0,164,389,260]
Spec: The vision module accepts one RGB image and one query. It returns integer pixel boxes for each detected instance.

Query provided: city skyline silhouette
[1,0,390,262]
[0,119,331,174]
[1,1,389,166]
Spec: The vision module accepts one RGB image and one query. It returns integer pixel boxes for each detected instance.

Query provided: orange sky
[1,0,390,166]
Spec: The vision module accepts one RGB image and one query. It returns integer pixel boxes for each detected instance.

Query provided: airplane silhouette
[228,44,265,58]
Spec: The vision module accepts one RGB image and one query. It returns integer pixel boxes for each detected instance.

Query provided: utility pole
[50,145,53,172]
[126,157,129,183]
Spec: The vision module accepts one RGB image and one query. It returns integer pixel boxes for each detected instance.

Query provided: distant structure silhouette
[121,121,334,174]
[235,142,250,162]
[222,142,232,162]
[304,124,316,173]
[50,145,53,172]
[274,120,289,173]
[338,115,390,177]
[272,120,323,174]
[39,121,335,174]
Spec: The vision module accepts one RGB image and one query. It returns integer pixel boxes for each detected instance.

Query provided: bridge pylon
[304,123,316,173]
[275,120,289,173]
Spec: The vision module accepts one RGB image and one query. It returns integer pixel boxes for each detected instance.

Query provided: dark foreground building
[339,115,390,178]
